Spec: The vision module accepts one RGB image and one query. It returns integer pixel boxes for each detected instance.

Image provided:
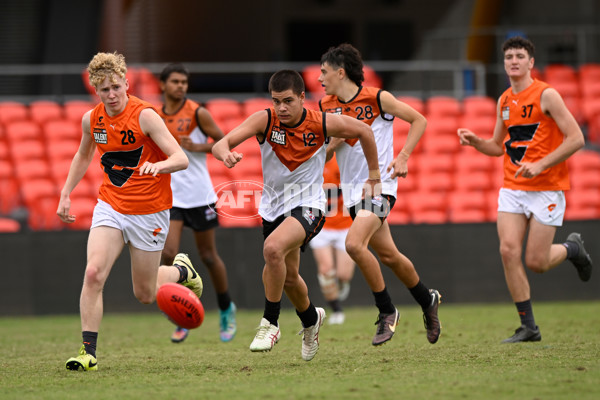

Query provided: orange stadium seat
[417,153,453,174]
[0,140,8,160]
[0,217,20,232]
[397,96,425,115]
[242,97,273,117]
[407,191,448,224]
[304,99,319,111]
[448,190,488,223]
[63,100,95,123]
[417,171,454,192]
[29,100,63,125]
[46,139,79,162]
[65,197,97,230]
[425,115,459,137]
[568,150,600,172]
[550,80,580,99]
[421,134,461,155]
[302,64,325,98]
[0,102,28,125]
[543,64,577,83]
[462,95,496,119]
[425,96,461,118]
[4,120,43,142]
[454,170,493,192]
[43,119,80,141]
[565,188,600,220]
[578,63,600,82]
[0,176,21,214]
[580,81,600,100]
[204,98,243,124]
[570,170,600,190]
[8,139,45,161]
[14,159,51,183]
[19,178,58,207]
[27,196,63,231]
[457,115,495,137]
[456,148,495,174]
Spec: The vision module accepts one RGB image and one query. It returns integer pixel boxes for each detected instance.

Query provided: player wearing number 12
[457,36,592,343]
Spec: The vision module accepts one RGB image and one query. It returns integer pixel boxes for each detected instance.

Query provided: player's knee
[134,287,155,304]
[83,264,107,288]
[199,252,216,269]
[263,241,284,265]
[499,242,520,263]
[345,238,364,260]
[525,255,548,274]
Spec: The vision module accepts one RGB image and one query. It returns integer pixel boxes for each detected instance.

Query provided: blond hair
[87,52,127,88]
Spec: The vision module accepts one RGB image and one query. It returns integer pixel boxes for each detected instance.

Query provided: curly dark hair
[502,36,535,57]
[320,43,365,87]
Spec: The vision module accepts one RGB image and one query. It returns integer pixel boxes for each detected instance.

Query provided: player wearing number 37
[57,52,198,371]
[457,36,592,343]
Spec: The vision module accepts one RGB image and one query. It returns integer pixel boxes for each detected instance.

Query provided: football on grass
[156,283,204,329]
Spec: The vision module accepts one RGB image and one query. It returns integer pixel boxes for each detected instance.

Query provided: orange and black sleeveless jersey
[157,98,201,142]
[90,95,172,214]
[322,156,352,230]
[500,79,570,191]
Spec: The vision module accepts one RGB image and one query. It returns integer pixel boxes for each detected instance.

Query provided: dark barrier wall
[1,221,598,316]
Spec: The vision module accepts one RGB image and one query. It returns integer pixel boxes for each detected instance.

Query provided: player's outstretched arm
[212,110,268,168]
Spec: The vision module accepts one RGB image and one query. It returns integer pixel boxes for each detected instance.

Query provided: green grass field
[1,301,599,400]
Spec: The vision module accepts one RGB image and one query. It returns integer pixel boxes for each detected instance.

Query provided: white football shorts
[309,227,349,251]
[497,188,566,226]
[91,199,170,251]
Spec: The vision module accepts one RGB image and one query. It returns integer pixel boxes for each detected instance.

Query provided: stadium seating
[0,102,28,125]
[0,92,597,230]
[242,97,272,117]
[397,96,425,115]
[0,217,20,232]
[29,100,63,125]
[205,98,244,124]
[43,119,80,141]
[4,120,43,143]
[63,100,95,123]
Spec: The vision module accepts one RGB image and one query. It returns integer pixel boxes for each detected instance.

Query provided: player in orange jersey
[458,36,592,343]
[158,63,237,344]
[57,52,198,371]
[308,155,356,325]
[319,43,440,346]
[212,69,380,361]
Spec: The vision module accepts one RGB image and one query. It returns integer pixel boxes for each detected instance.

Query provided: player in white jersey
[158,63,236,344]
[212,69,380,361]
[319,43,442,346]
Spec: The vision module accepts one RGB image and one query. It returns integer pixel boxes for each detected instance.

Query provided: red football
[156,283,204,329]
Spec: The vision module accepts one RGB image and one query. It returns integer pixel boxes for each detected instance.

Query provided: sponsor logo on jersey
[270,127,287,145]
[502,106,510,121]
[324,107,342,115]
[93,128,108,144]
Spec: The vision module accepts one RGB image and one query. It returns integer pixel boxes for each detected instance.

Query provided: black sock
[263,299,280,326]
[373,288,396,314]
[409,281,432,310]
[217,292,232,311]
[515,300,536,330]
[328,299,343,313]
[174,264,187,283]
[563,241,580,260]
[297,302,318,327]
[82,331,98,357]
